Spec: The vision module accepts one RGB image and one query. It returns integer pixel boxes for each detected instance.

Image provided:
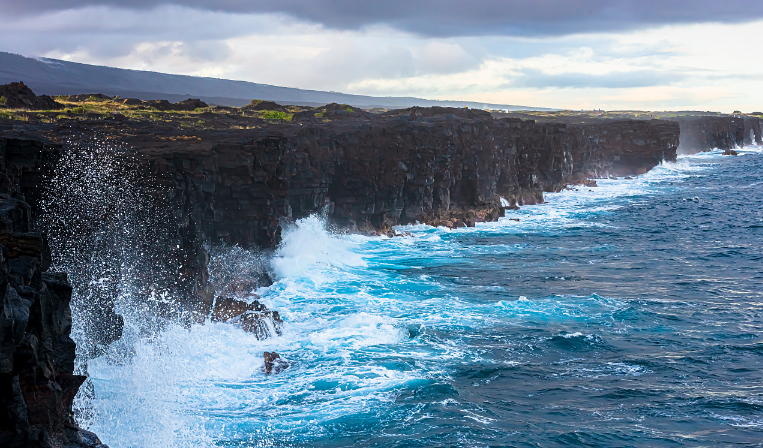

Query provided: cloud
[515,69,685,89]
[5,0,763,37]
[0,3,762,111]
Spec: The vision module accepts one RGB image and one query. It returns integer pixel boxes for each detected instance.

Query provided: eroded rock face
[211,297,283,339]
[0,137,105,448]
[673,116,745,154]
[0,82,62,110]
[135,109,678,249]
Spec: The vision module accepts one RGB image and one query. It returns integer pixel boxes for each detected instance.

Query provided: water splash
[271,214,367,280]
[207,244,272,298]
[38,139,205,446]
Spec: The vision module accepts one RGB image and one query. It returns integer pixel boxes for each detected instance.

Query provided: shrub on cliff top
[0,96,7,106]
[262,110,292,121]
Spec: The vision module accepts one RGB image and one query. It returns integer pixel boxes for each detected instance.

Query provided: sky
[2,0,763,111]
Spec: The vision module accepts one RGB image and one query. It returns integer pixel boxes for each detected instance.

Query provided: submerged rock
[262,351,288,374]
[211,296,283,339]
[723,149,739,156]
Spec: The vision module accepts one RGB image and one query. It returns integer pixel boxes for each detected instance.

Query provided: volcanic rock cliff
[137,108,679,251]
[672,115,763,154]
[0,106,680,321]
[0,137,105,448]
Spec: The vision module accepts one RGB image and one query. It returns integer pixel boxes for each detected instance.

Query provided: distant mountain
[0,51,551,110]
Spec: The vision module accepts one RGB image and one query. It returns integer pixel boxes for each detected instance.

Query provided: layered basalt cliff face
[0,138,105,448]
[140,108,679,256]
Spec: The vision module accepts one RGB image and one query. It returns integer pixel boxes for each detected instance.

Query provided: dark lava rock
[1,104,684,322]
[584,179,598,187]
[293,102,369,121]
[120,97,207,111]
[211,297,283,339]
[722,149,739,156]
[262,351,288,375]
[62,94,112,102]
[0,137,106,447]
[175,98,208,111]
[0,82,63,110]
[241,100,287,112]
[121,98,144,106]
[147,98,208,111]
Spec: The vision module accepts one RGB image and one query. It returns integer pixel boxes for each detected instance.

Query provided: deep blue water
[83,147,763,447]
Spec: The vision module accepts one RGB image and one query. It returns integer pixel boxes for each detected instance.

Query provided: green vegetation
[346,107,354,113]
[261,110,292,121]
[314,112,325,118]
[0,96,7,106]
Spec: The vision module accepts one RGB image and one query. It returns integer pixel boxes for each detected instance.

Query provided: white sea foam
[81,214,423,447]
[271,215,366,279]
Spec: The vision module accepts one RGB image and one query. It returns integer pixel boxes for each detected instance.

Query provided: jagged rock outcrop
[241,100,288,113]
[262,351,288,375]
[120,98,208,111]
[293,103,369,122]
[0,83,62,111]
[0,137,106,448]
[211,296,283,339]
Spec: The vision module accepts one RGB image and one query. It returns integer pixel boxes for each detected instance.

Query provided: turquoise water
[83,147,763,447]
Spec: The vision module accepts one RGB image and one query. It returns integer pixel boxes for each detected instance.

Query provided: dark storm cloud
[6,0,763,37]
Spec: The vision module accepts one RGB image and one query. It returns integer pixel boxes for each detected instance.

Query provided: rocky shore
[1,83,760,446]
[0,137,105,447]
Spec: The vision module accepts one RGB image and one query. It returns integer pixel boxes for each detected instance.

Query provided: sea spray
[38,138,213,446]
[271,214,366,280]
[88,214,410,447]
[206,244,272,299]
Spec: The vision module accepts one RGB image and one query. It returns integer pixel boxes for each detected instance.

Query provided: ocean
[78,146,763,447]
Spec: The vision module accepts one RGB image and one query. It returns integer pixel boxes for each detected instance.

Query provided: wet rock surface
[0,137,105,447]
[262,351,288,375]
[211,297,283,339]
